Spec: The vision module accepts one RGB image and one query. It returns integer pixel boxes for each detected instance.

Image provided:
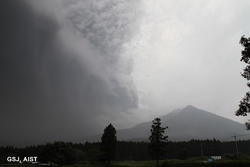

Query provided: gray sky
[0,0,250,145]
[128,0,250,124]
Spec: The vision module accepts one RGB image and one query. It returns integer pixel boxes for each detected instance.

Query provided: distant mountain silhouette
[116,105,249,141]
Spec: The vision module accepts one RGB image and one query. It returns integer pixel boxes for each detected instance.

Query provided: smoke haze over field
[1,0,250,145]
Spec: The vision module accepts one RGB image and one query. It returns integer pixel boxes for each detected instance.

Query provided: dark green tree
[149,118,168,167]
[236,36,250,129]
[101,123,117,164]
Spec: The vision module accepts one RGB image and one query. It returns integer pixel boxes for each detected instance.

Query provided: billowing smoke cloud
[0,0,140,145]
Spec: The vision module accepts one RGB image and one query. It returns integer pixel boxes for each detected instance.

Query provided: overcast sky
[0,0,250,145]
[129,0,250,124]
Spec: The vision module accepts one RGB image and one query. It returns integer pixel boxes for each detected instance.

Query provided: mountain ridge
[85,105,249,142]
[116,105,248,141]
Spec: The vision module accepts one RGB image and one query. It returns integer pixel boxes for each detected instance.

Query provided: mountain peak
[114,106,248,141]
[179,105,205,114]
[183,105,198,110]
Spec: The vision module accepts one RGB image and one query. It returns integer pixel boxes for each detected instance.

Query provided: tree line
[0,118,250,165]
[1,139,250,164]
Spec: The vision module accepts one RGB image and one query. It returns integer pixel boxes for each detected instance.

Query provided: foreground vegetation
[54,158,250,167]
[1,119,249,166]
[1,155,250,167]
[1,140,250,164]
